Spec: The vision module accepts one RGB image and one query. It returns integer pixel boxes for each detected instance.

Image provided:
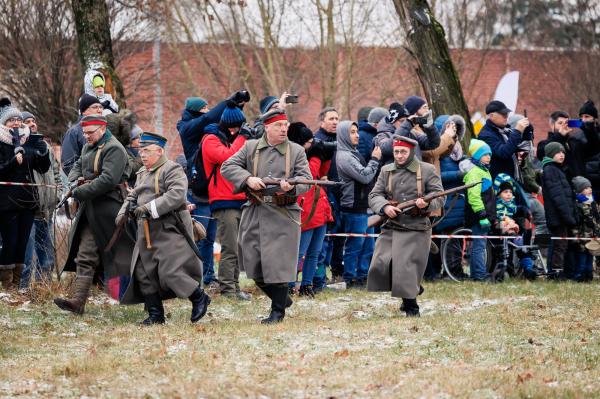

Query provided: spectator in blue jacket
[358,107,387,162]
[477,100,531,179]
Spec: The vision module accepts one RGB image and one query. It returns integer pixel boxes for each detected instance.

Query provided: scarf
[449,141,463,162]
[0,125,30,147]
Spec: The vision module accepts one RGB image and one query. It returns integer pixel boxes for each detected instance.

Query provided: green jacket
[462,160,495,226]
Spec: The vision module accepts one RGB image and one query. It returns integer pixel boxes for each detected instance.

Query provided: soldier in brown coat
[221,109,312,324]
[367,136,445,317]
[116,132,210,325]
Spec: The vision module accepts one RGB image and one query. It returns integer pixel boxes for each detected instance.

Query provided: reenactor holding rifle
[54,115,134,314]
[221,109,313,324]
[117,132,211,325]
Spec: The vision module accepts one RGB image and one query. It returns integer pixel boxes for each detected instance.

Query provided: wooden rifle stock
[367,181,481,228]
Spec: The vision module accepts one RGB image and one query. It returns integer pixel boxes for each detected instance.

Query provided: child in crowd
[495,180,520,235]
[541,142,577,276]
[572,176,599,282]
[461,139,495,281]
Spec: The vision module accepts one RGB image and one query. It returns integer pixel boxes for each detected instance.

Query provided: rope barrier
[0,181,62,188]
[325,233,599,241]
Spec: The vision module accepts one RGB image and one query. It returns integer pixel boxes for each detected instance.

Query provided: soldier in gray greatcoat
[54,115,134,315]
[221,109,312,324]
[367,136,445,317]
[117,132,210,325]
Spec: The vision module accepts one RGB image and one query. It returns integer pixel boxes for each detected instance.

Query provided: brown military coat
[220,137,312,283]
[367,158,445,298]
[118,156,203,304]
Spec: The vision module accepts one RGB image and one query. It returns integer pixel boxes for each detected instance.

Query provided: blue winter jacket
[477,119,530,179]
[61,120,85,175]
[176,100,228,162]
[434,155,465,232]
[357,121,377,162]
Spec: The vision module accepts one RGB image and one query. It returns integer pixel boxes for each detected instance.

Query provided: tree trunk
[393,0,473,142]
[71,0,126,108]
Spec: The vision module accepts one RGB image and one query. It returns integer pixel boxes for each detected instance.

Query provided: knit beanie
[572,176,592,193]
[185,97,208,113]
[404,95,426,115]
[496,181,513,196]
[357,106,373,122]
[259,96,279,114]
[387,102,410,124]
[287,122,314,146]
[79,93,102,114]
[367,107,388,124]
[469,139,492,161]
[130,124,143,140]
[0,98,22,125]
[21,111,35,121]
[92,75,105,88]
[579,100,598,119]
[545,142,565,159]
[220,102,246,128]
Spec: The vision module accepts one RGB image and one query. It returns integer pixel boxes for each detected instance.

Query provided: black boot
[401,298,420,317]
[141,293,165,325]
[189,286,211,323]
[261,284,287,324]
[298,284,315,298]
[257,281,293,308]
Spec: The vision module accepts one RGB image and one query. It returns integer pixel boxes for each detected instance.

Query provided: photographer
[255,93,295,139]
[202,103,254,300]
[374,102,410,166]
[396,96,441,160]
[478,100,531,179]
[578,101,600,198]
[0,99,51,291]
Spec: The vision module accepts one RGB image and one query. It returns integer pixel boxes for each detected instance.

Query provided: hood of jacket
[336,120,359,153]
[448,115,466,141]
[358,120,377,135]
[459,158,475,174]
[376,119,396,135]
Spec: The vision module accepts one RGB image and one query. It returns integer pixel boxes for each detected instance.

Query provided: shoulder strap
[416,163,423,197]
[93,143,105,176]
[387,171,393,197]
[252,141,261,177]
[285,143,290,178]
[154,165,166,195]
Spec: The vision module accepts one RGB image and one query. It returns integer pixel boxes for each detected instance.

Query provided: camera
[240,123,259,139]
[285,95,299,104]
[312,138,337,151]
[411,116,428,126]
[308,138,336,161]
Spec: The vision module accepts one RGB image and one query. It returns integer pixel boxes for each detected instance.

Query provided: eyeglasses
[82,125,104,136]
[6,117,22,124]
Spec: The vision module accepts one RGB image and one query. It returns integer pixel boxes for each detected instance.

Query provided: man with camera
[201,103,255,300]
[176,89,250,287]
[396,96,441,161]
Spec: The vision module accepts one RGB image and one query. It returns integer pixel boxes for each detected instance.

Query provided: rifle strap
[252,141,291,178]
[93,143,105,177]
[430,192,460,228]
[416,164,423,197]
[154,165,165,195]
[301,185,320,228]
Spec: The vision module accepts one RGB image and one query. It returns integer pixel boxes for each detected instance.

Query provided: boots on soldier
[0,265,14,291]
[12,264,24,289]
[261,284,287,324]
[141,293,165,325]
[401,298,420,317]
[189,286,211,323]
[53,276,93,315]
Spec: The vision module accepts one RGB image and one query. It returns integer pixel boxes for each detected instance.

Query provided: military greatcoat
[220,136,312,283]
[119,156,203,304]
[60,131,133,278]
[367,158,445,298]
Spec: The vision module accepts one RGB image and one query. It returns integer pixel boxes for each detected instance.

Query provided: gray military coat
[118,156,203,304]
[60,131,134,279]
[367,158,445,298]
[220,137,312,283]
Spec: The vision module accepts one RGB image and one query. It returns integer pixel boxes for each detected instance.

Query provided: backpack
[188,134,217,198]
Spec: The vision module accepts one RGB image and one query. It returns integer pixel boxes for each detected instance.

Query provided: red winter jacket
[299,156,334,231]
[202,132,247,204]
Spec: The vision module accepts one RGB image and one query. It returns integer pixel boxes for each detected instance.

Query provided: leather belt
[248,192,297,206]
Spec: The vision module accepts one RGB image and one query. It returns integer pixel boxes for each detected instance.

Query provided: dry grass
[1,279,600,398]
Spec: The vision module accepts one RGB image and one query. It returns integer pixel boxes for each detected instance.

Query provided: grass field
[1,279,599,398]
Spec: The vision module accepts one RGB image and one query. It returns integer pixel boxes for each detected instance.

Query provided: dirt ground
[1,279,599,398]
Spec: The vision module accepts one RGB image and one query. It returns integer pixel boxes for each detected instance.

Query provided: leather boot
[53,276,93,315]
[257,281,292,308]
[189,286,211,323]
[261,284,287,324]
[12,264,24,289]
[141,293,165,325]
[298,284,315,298]
[0,265,14,291]
[401,298,420,317]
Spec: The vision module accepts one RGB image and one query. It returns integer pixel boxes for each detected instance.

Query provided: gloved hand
[423,110,434,129]
[239,123,255,139]
[33,140,48,156]
[229,89,251,105]
[479,218,491,228]
[134,205,150,219]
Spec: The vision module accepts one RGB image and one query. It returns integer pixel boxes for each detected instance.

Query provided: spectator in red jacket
[202,103,253,300]
[287,122,333,297]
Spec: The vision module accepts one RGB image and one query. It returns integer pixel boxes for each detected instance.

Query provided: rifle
[105,200,135,252]
[56,177,86,210]
[261,177,340,187]
[368,181,481,228]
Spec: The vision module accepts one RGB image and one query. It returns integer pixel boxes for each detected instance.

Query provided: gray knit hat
[21,111,35,121]
[0,98,22,125]
[545,142,565,159]
[368,107,388,124]
[572,176,592,193]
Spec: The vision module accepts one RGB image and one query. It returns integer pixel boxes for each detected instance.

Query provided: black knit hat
[579,100,598,119]
[79,93,102,114]
[497,181,513,196]
[220,102,246,128]
[287,122,313,146]
[387,102,410,124]
[259,96,279,114]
